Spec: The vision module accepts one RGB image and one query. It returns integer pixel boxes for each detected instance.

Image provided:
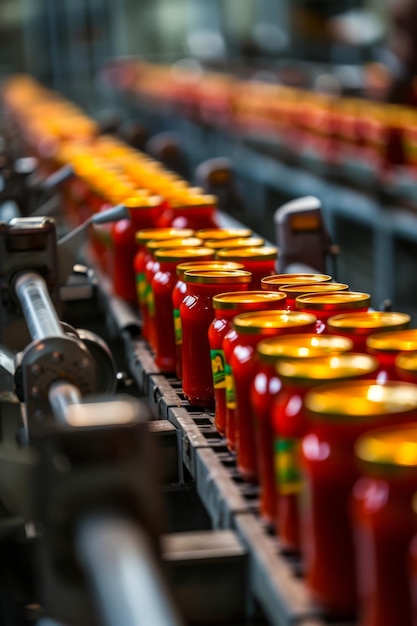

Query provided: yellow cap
[261,274,332,290]
[213,290,286,310]
[356,425,417,469]
[184,269,252,285]
[176,260,244,279]
[396,352,417,377]
[155,247,215,262]
[135,228,194,244]
[328,311,411,335]
[181,192,217,207]
[296,292,371,311]
[277,353,378,381]
[257,334,352,363]
[146,237,203,251]
[205,237,264,250]
[233,310,316,334]
[367,329,417,353]
[124,195,162,209]
[306,381,417,420]
[280,283,349,298]
[196,228,252,240]
[215,246,278,261]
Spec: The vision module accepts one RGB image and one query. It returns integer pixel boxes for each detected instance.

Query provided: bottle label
[146,284,155,316]
[275,437,302,495]
[210,349,226,388]
[136,272,147,305]
[173,308,182,344]
[225,363,235,409]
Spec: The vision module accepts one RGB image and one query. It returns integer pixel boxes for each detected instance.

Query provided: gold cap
[205,236,264,250]
[155,247,215,262]
[233,310,316,334]
[356,425,417,469]
[174,192,217,207]
[328,311,411,335]
[367,329,417,353]
[257,333,352,363]
[146,237,203,251]
[296,292,371,311]
[261,274,332,290]
[396,352,417,377]
[125,195,162,209]
[280,283,349,298]
[306,381,417,420]
[184,269,252,285]
[135,228,194,244]
[196,228,252,240]
[176,261,244,279]
[278,353,378,381]
[215,245,278,261]
[213,290,286,310]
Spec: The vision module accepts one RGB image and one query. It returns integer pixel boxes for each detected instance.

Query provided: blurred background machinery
[2,0,415,316]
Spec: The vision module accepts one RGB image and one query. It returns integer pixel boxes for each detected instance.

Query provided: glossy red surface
[232,318,316,482]
[112,207,161,303]
[353,473,417,626]
[250,361,282,522]
[181,278,249,406]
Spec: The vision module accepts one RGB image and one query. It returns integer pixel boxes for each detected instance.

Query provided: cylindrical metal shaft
[14,272,63,341]
[76,514,184,626]
[48,380,82,426]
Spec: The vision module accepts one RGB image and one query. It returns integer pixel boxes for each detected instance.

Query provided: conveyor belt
[97,272,354,626]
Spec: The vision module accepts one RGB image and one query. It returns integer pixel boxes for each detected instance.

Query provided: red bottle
[353,425,417,626]
[181,269,251,406]
[134,227,194,340]
[157,193,219,229]
[328,311,411,352]
[173,261,244,381]
[296,292,371,334]
[302,381,417,617]
[208,290,287,434]
[273,353,378,551]
[215,246,278,288]
[144,237,203,349]
[230,310,317,481]
[367,329,417,380]
[251,334,353,524]
[152,246,215,371]
[111,195,164,303]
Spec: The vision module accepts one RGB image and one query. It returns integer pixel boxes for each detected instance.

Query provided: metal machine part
[75,329,117,394]
[57,203,127,288]
[0,205,128,348]
[195,157,245,219]
[274,195,339,276]
[0,345,19,403]
[77,514,184,626]
[14,272,96,424]
[31,388,175,626]
[0,217,60,347]
[15,272,64,341]
[146,131,189,178]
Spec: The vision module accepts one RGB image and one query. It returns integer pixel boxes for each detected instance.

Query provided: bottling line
[2,69,417,626]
